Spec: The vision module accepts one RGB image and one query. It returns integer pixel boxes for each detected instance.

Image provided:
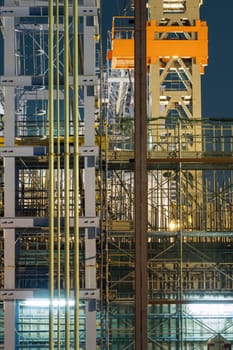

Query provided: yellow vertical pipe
[73,0,79,348]
[56,1,61,349]
[64,0,70,348]
[178,120,184,350]
[48,0,54,349]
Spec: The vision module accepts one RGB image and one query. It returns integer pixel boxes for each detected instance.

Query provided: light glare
[23,299,75,307]
[188,303,233,316]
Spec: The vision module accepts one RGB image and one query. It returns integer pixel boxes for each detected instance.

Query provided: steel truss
[104,0,233,349]
[0,1,100,349]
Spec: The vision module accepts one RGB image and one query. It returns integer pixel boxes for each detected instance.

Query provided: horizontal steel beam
[0,289,100,300]
[0,290,33,300]
[0,146,47,157]
[22,90,64,100]
[148,299,233,305]
[0,75,98,86]
[108,228,233,237]
[0,216,99,228]
[148,156,233,164]
[0,146,98,157]
[0,6,97,17]
[108,297,233,305]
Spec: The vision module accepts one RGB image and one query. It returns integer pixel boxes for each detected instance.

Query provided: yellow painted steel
[1,135,106,148]
[48,0,54,349]
[64,0,71,347]
[107,17,208,73]
[56,1,61,349]
[73,0,80,349]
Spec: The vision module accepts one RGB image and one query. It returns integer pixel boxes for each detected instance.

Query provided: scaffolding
[0,0,233,349]
[0,0,100,349]
[104,0,233,349]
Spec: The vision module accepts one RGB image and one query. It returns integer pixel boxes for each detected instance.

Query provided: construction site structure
[0,0,233,349]
[105,0,233,349]
[0,0,100,349]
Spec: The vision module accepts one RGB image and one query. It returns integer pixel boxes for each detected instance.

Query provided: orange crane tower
[107,0,208,231]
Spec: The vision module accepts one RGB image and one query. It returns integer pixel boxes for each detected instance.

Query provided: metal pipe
[56,0,61,348]
[134,0,148,349]
[64,0,70,348]
[178,120,184,350]
[48,1,54,349]
[73,0,79,348]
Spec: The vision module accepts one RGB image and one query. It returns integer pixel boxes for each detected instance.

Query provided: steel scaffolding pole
[55,1,61,348]
[64,0,71,348]
[134,0,148,349]
[48,0,55,348]
[73,0,80,348]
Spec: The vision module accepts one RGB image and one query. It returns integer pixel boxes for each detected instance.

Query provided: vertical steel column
[56,1,61,349]
[73,0,80,349]
[134,0,148,349]
[3,15,16,350]
[64,0,71,347]
[83,1,97,347]
[48,1,55,348]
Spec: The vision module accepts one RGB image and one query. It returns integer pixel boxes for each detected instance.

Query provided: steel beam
[0,75,97,86]
[0,145,98,157]
[134,1,148,349]
[0,289,100,300]
[83,1,97,347]
[0,146,47,156]
[0,216,99,228]
[0,6,97,17]
[3,15,16,350]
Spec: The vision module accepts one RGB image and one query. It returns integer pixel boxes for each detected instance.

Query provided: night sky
[102,0,233,119]
[201,0,233,119]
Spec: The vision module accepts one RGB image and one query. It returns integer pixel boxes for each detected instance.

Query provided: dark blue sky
[102,0,233,119]
[201,1,233,119]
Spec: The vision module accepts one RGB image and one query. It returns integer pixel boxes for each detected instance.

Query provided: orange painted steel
[107,17,208,73]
